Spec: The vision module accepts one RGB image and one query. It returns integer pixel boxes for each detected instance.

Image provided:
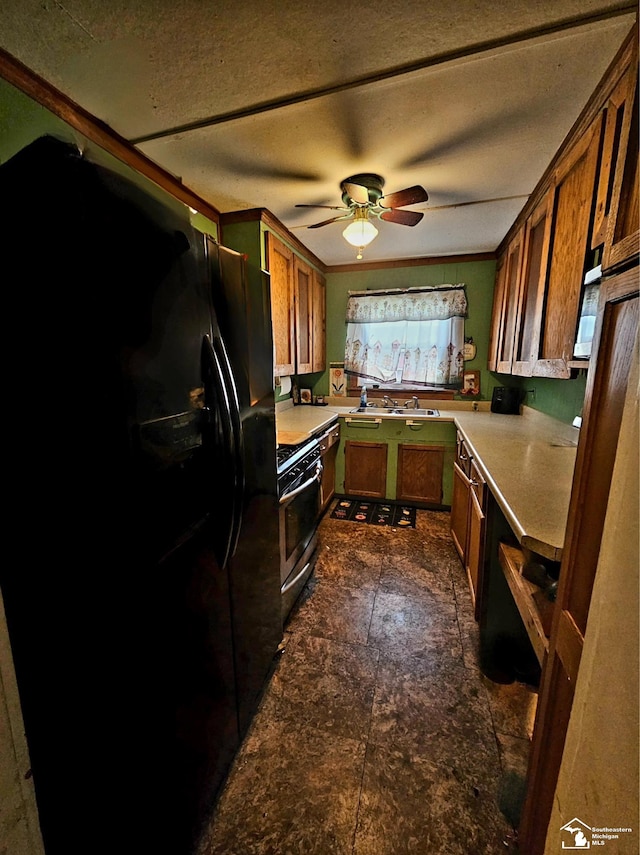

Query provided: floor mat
[330,499,416,528]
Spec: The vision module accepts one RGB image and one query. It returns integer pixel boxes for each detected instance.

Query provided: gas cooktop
[276,437,319,473]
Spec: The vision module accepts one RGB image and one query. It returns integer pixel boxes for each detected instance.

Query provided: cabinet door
[294,255,313,374]
[344,440,387,499]
[312,269,326,373]
[512,190,553,376]
[320,444,338,514]
[450,461,471,564]
[267,233,295,377]
[319,424,340,514]
[592,63,635,250]
[487,253,507,372]
[396,443,444,505]
[602,58,639,272]
[495,228,524,374]
[465,461,487,618]
[533,115,603,378]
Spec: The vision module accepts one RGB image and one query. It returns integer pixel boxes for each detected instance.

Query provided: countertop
[276,397,578,561]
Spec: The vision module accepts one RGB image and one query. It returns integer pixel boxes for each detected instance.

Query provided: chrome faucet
[404,396,420,409]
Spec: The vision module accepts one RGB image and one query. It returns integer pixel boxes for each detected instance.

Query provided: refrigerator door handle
[202,333,244,568]
[210,330,245,559]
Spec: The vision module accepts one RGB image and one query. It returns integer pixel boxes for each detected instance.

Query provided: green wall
[493,371,587,425]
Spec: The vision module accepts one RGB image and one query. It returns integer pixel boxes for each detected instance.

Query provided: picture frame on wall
[461,370,480,396]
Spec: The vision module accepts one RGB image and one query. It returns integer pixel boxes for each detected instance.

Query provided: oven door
[279,458,322,620]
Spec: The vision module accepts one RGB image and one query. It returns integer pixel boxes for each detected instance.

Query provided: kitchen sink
[349,407,440,416]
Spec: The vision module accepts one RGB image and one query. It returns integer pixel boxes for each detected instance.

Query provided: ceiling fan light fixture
[343,209,378,257]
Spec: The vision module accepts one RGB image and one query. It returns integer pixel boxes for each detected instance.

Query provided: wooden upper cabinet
[487,253,507,372]
[266,232,295,377]
[602,53,639,273]
[494,228,524,374]
[266,230,326,378]
[488,30,638,382]
[591,66,633,249]
[512,190,554,376]
[312,270,326,373]
[533,114,603,378]
[294,255,313,374]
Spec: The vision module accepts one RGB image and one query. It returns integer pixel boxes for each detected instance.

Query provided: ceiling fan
[295,173,429,258]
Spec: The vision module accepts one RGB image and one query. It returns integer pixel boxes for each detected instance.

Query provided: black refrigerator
[0,136,282,854]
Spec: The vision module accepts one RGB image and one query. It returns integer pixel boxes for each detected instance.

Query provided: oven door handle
[279,462,323,507]
[281,559,314,595]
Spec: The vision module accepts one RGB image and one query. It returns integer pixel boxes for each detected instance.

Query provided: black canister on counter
[491,386,522,414]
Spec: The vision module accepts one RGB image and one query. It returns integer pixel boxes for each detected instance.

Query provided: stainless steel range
[277,437,322,621]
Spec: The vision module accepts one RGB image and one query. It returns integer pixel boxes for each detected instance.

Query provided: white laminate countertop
[276,401,341,445]
[276,397,579,561]
[453,408,578,561]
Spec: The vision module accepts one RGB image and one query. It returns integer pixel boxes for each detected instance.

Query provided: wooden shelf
[498,542,551,667]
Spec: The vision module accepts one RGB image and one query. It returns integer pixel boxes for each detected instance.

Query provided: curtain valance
[345,285,467,324]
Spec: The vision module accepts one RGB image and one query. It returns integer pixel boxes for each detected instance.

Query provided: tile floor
[198,504,538,855]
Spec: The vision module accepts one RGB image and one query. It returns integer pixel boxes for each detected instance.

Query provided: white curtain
[344,286,467,387]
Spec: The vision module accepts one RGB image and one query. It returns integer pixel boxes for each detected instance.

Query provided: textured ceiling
[1,1,636,265]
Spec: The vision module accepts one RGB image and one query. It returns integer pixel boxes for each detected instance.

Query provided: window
[344,285,467,390]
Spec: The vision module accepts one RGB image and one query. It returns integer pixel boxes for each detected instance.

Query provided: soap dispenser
[360,385,367,407]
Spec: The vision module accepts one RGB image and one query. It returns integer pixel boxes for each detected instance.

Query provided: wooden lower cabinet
[396,443,444,505]
[465,461,487,617]
[318,422,340,514]
[450,461,471,563]
[450,435,487,617]
[344,440,387,499]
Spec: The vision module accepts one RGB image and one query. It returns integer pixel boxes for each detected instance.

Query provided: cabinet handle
[405,419,424,426]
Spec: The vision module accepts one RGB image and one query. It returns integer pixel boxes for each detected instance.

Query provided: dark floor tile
[372,529,430,561]
[496,733,531,778]
[286,577,377,645]
[370,653,500,779]
[353,743,516,855]
[368,589,462,659]
[259,634,380,741]
[496,733,531,828]
[379,553,455,599]
[314,543,383,590]
[481,676,538,740]
[319,509,390,550]
[453,577,484,670]
[199,719,366,855]
[203,509,532,855]
[414,508,452,537]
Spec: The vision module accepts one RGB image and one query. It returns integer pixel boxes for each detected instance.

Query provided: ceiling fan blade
[343,181,370,205]
[295,204,350,211]
[308,214,353,229]
[380,209,424,226]
[379,185,429,208]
